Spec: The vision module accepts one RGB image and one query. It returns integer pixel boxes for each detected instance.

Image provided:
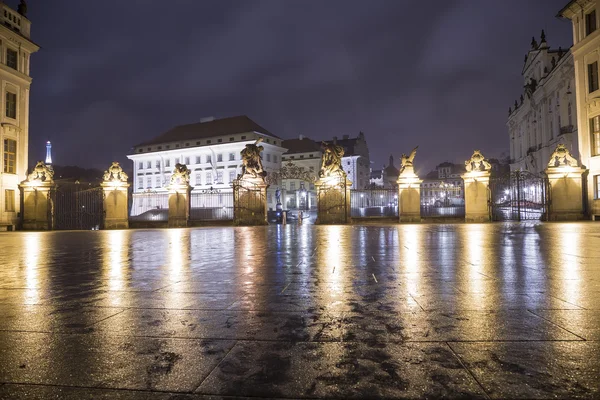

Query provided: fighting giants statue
[103,162,128,183]
[400,146,418,174]
[26,161,54,183]
[170,163,190,185]
[465,150,491,172]
[319,141,345,178]
[547,143,578,168]
[239,138,267,181]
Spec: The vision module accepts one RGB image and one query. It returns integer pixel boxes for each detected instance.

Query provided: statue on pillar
[17,0,27,17]
[547,144,578,168]
[103,162,128,183]
[464,150,491,172]
[319,141,345,178]
[400,146,418,174]
[26,161,54,183]
[170,163,190,185]
[239,138,267,180]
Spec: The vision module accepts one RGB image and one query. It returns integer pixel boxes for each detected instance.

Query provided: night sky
[25,0,572,174]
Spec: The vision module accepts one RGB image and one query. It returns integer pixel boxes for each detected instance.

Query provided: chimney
[299,134,304,140]
[343,135,349,140]
[333,136,337,144]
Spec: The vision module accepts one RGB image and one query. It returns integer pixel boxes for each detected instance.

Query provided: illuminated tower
[45,141,52,164]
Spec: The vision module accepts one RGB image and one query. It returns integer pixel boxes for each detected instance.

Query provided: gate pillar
[167,164,191,228]
[19,161,56,230]
[101,162,130,229]
[397,173,422,223]
[397,147,422,223]
[545,144,586,221]
[462,151,492,223]
[233,177,268,225]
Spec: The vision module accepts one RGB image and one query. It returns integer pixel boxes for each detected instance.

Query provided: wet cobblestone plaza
[0,223,599,399]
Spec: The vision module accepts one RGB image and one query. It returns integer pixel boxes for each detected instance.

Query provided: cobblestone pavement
[0,222,599,399]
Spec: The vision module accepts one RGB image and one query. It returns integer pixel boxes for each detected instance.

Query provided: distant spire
[45,141,52,164]
[540,29,546,43]
[389,154,394,168]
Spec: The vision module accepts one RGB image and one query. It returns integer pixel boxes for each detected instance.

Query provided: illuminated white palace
[507,31,578,175]
[127,116,287,214]
[560,0,600,218]
[0,1,38,230]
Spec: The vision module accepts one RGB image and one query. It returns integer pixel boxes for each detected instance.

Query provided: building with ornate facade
[279,135,321,210]
[126,116,286,215]
[369,155,400,189]
[559,0,600,218]
[0,2,38,230]
[508,30,578,175]
[420,162,465,206]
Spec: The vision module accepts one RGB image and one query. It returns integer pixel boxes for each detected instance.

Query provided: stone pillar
[233,177,268,225]
[101,182,129,229]
[167,183,191,228]
[19,161,56,230]
[19,181,55,230]
[397,169,422,223]
[545,166,586,220]
[315,176,352,224]
[461,170,491,222]
[101,162,130,229]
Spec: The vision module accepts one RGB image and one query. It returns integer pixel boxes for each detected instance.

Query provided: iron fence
[130,192,169,221]
[52,183,104,230]
[190,189,233,220]
[350,189,398,218]
[420,184,465,218]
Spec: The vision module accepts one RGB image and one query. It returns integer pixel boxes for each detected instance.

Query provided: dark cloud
[26,0,572,173]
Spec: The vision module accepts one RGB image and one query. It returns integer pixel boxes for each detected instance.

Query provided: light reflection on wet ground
[0,222,599,399]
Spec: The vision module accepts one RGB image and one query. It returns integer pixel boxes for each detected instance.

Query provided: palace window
[206,171,212,184]
[266,153,271,162]
[146,161,151,169]
[184,157,190,165]
[5,92,16,119]
[588,62,599,93]
[137,178,143,189]
[586,9,597,36]
[138,162,143,170]
[229,153,235,161]
[217,154,223,162]
[155,176,161,187]
[206,155,212,163]
[175,157,180,164]
[155,160,160,168]
[6,48,16,69]
[591,116,600,156]
[195,173,201,186]
[216,170,223,183]
[5,189,15,212]
[595,175,600,199]
[3,138,16,173]
[165,159,170,167]
[195,156,201,164]
[274,155,278,163]
[229,170,236,183]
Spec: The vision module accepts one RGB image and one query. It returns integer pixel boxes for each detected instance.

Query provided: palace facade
[0,2,38,230]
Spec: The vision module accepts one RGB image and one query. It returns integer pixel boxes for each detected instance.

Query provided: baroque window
[3,138,16,173]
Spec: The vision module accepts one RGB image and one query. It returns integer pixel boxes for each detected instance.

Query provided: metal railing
[350,189,398,218]
[190,190,233,221]
[420,185,465,218]
[130,192,169,221]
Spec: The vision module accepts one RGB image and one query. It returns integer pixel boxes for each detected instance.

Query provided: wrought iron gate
[52,183,104,230]
[317,177,348,224]
[233,180,266,225]
[490,171,549,221]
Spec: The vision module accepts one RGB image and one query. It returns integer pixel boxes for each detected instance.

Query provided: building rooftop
[281,136,322,155]
[135,116,279,148]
